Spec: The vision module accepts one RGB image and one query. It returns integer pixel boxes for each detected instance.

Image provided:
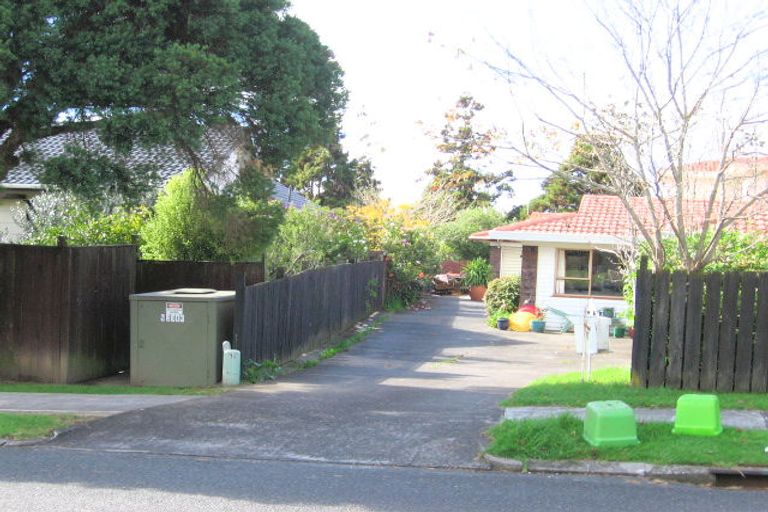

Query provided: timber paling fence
[631,257,768,392]
[0,242,264,383]
[234,261,386,363]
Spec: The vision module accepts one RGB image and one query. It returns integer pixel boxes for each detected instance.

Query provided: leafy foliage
[347,199,440,307]
[424,95,513,208]
[527,138,614,213]
[12,191,148,246]
[141,169,283,262]
[286,143,380,208]
[462,258,492,288]
[484,276,522,315]
[242,359,283,383]
[434,207,505,261]
[266,206,369,278]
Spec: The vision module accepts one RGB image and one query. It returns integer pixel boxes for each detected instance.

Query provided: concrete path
[49,296,630,469]
[504,406,768,430]
[0,393,199,416]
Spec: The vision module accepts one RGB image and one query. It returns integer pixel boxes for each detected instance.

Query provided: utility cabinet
[130,288,235,387]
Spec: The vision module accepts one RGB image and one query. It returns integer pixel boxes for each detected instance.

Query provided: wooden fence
[0,242,265,383]
[631,257,768,392]
[136,259,265,293]
[234,261,386,362]
[0,243,136,383]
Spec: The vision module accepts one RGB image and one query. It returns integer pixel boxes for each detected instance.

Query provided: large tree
[0,1,346,190]
[493,0,768,271]
[527,137,621,213]
[287,143,380,208]
[424,95,513,211]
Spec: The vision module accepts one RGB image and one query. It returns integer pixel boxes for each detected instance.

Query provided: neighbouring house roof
[471,194,768,245]
[0,127,309,209]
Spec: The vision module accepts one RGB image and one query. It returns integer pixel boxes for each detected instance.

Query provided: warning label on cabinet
[160,302,185,323]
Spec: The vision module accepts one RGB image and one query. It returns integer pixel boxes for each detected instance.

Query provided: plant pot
[612,325,626,338]
[468,285,487,301]
[497,318,510,331]
[531,319,546,333]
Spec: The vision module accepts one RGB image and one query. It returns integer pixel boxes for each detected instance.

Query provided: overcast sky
[289,1,766,211]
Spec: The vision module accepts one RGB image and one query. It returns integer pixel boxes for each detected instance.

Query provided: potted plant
[530,312,546,333]
[463,258,492,301]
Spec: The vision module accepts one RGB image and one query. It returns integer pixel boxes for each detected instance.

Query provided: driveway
[51,296,630,469]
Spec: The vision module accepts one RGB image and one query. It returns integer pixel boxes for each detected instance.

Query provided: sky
[289,1,766,211]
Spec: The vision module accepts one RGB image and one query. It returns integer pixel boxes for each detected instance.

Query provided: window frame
[554,249,623,299]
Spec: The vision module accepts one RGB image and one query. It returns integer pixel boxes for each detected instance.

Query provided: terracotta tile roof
[684,156,768,173]
[483,194,768,239]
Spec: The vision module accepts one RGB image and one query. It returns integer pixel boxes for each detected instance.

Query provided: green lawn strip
[0,382,228,396]
[319,317,383,361]
[0,413,84,440]
[502,367,768,410]
[487,415,768,467]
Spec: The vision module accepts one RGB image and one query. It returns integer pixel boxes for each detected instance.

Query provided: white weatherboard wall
[0,199,21,239]
[500,243,522,277]
[534,245,627,331]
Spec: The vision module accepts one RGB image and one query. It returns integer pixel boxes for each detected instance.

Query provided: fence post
[631,256,651,387]
[57,236,67,247]
[233,273,247,350]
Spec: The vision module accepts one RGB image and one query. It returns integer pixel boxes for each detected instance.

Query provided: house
[0,127,309,238]
[658,157,768,202]
[470,194,768,330]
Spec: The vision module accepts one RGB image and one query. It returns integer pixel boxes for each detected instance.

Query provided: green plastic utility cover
[672,394,723,436]
[583,400,640,448]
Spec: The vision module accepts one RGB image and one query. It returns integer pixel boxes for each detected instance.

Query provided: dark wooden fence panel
[136,260,264,293]
[235,261,386,363]
[632,259,768,392]
[0,244,135,383]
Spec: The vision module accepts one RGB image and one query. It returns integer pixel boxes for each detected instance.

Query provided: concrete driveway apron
[50,296,630,469]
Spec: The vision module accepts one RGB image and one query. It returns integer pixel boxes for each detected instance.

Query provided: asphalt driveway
[51,296,630,469]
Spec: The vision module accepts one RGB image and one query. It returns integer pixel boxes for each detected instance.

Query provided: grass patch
[0,413,83,440]
[503,367,768,410]
[487,415,768,467]
[319,318,382,361]
[0,382,228,396]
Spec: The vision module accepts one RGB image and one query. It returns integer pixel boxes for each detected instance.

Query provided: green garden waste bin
[130,288,235,387]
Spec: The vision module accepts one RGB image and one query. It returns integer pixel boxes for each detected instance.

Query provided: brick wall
[520,245,538,304]
[489,246,501,279]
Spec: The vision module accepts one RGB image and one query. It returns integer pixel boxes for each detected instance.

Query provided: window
[555,249,623,297]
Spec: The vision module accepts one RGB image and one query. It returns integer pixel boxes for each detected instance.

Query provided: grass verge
[487,415,768,467]
[503,367,768,410]
[0,413,84,440]
[299,316,385,368]
[0,382,228,396]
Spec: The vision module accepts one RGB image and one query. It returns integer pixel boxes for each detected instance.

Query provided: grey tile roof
[0,128,309,209]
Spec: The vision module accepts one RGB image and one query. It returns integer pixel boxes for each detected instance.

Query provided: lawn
[0,382,228,396]
[502,367,768,410]
[487,415,768,467]
[0,413,83,440]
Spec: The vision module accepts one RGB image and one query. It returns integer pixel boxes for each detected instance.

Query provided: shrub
[434,207,505,261]
[484,276,521,315]
[266,205,369,277]
[463,258,492,287]
[13,191,150,246]
[141,169,283,261]
[486,309,510,328]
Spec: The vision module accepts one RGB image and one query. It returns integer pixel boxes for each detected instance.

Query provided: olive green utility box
[130,288,235,387]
